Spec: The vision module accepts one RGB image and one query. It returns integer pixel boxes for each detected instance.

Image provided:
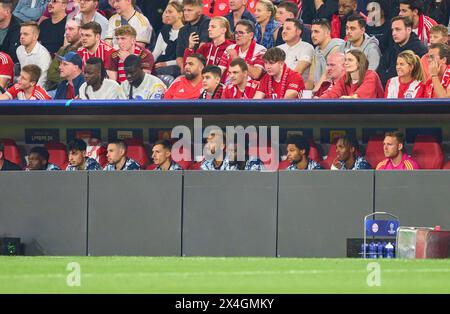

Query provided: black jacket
[0,15,22,63]
[301,0,338,24]
[176,14,211,59]
[376,33,428,86]
[0,159,22,171]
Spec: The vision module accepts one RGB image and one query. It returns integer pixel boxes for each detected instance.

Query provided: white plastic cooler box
[396,227,450,259]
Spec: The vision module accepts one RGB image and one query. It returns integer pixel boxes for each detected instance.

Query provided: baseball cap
[57,52,83,69]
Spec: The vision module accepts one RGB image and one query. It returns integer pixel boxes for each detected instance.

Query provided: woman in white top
[152,1,184,78]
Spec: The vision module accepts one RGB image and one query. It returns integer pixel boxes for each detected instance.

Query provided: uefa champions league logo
[371,223,379,233]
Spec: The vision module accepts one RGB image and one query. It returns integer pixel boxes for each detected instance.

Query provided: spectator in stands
[223,58,260,99]
[54,52,85,99]
[385,50,426,98]
[183,16,233,67]
[341,14,381,70]
[164,53,205,99]
[136,0,168,35]
[26,146,61,171]
[331,0,361,39]
[320,49,384,98]
[46,19,82,91]
[226,0,256,32]
[13,0,49,22]
[77,21,117,79]
[199,65,225,99]
[151,139,183,171]
[0,142,22,171]
[0,64,51,100]
[399,0,437,44]
[254,0,281,49]
[331,134,372,170]
[0,51,14,92]
[104,139,140,170]
[16,21,51,87]
[301,0,339,25]
[153,1,184,78]
[38,0,67,54]
[365,0,393,54]
[40,0,79,24]
[285,134,322,170]
[425,43,450,98]
[105,0,153,49]
[0,0,22,63]
[314,51,345,97]
[79,57,125,99]
[121,55,166,100]
[376,131,420,170]
[275,1,313,46]
[111,25,154,83]
[377,16,428,86]
[306,18,344,89]
[201,129,237,170]
[176,0,211,73]
[219,20,266,83]
[66,138,102,170]
[277,18,314,82]
[424,0,450,26]
[75,0,108,39]
[421,24,448,80]
[254,47,305,99]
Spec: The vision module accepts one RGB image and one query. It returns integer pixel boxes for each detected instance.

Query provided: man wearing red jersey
[164,53,206,99]
[425,43,450,98]
[223,58,259,99]
[0,64,50,100]
[0,51,13,92]
[254,47,305,99]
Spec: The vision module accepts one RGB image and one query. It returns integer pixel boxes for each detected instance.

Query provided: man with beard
[151,139,182,171]
[103,140,140,171]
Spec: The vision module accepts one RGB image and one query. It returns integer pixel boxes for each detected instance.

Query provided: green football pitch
[0,256,449,293]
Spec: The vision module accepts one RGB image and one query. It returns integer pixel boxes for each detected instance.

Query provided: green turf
[0,257,449,293]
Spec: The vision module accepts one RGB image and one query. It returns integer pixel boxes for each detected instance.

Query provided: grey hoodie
[341,34,381,70]
[313,38,345,84]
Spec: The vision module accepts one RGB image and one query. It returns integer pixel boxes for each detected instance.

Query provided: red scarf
[235,39,256,64]
[267,64,290,99]
[427,65,450,98]
[118,45,142,83]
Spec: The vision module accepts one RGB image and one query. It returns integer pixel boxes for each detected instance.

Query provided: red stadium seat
[0,138,23,166]
[320,143,337,169]
[309,146,322,163]
[365,136,385,168]
[411,135,444,169]
[189,161,202,170]
[44,142,68,169]
[171,146,192,170]
[146,164,157,170]
[278,159,291,170]
[86,138,108,167]
[126,143,149,168]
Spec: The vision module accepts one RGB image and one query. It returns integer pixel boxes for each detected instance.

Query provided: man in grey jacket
[341,14,381,70]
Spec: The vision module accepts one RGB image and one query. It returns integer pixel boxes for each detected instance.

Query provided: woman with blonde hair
[153,0,185,78]
[320,49,384,98]
[385,50,426,98]
[254,0,281,49]
[184,16,233,66]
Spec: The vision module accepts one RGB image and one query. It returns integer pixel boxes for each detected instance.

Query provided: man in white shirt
[105,0,153,49]
[79,57,125,99]
[121,54,166,100]
[277,18,314,82]
[16,21,51,87]
[74,0,109,39]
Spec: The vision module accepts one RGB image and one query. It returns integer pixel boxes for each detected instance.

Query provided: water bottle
[369,242,376,258]
[377,242,384,259]
[360,243,369,258]
[385,242,394,258]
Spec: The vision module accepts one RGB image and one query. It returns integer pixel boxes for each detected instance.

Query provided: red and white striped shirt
[223,79,260,99]
[116,45,142,83]
[6,84,51,100]
[413,14,437,44]
[384,77,426,98]
[77,40,116,71]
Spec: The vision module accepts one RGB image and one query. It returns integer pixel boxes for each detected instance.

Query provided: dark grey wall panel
[182,171,278,257]
[278,171,374,257]
[375,171,450,229]
[88,171,182,256]
[0,172,87,255]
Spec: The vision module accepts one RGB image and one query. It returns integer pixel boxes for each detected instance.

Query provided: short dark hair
[263,47,286,62]
[0,0,15,11]
[30,146,49,162]
[68,139,87,152]
[86,57,107,79]
[108,140,127,151]
[229,58,248,71]
[124,54,142,68]
[80,21,102,35]
[311,18,331,31]
[385,131,405,149]
[429,43,450,64]
[287,134,310,156]
[337,134,360,152]
[153,139,172,150]
[278,1,298,17]
[284,18,304,33]
[391,15,414,28]
[20,21,40,33]
[400,0,424,15]
[186,53,206,67]
[183,0,202,7]
[235,19,256,34]
[0,142,4,153]
[202,65,222,78]
[347,14,366,28]
[22,64,41,84]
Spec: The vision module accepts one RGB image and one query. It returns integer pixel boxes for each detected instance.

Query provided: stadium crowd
[0,0,448,100]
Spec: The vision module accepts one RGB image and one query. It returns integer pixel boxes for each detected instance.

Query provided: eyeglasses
[235,31,249,36]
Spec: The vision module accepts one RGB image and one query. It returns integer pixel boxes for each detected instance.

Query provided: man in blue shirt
[285,134,322,170]
[331,135,372,170]
[66,139,102,171]
[151,139,182,171]
[103,140,140,171]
